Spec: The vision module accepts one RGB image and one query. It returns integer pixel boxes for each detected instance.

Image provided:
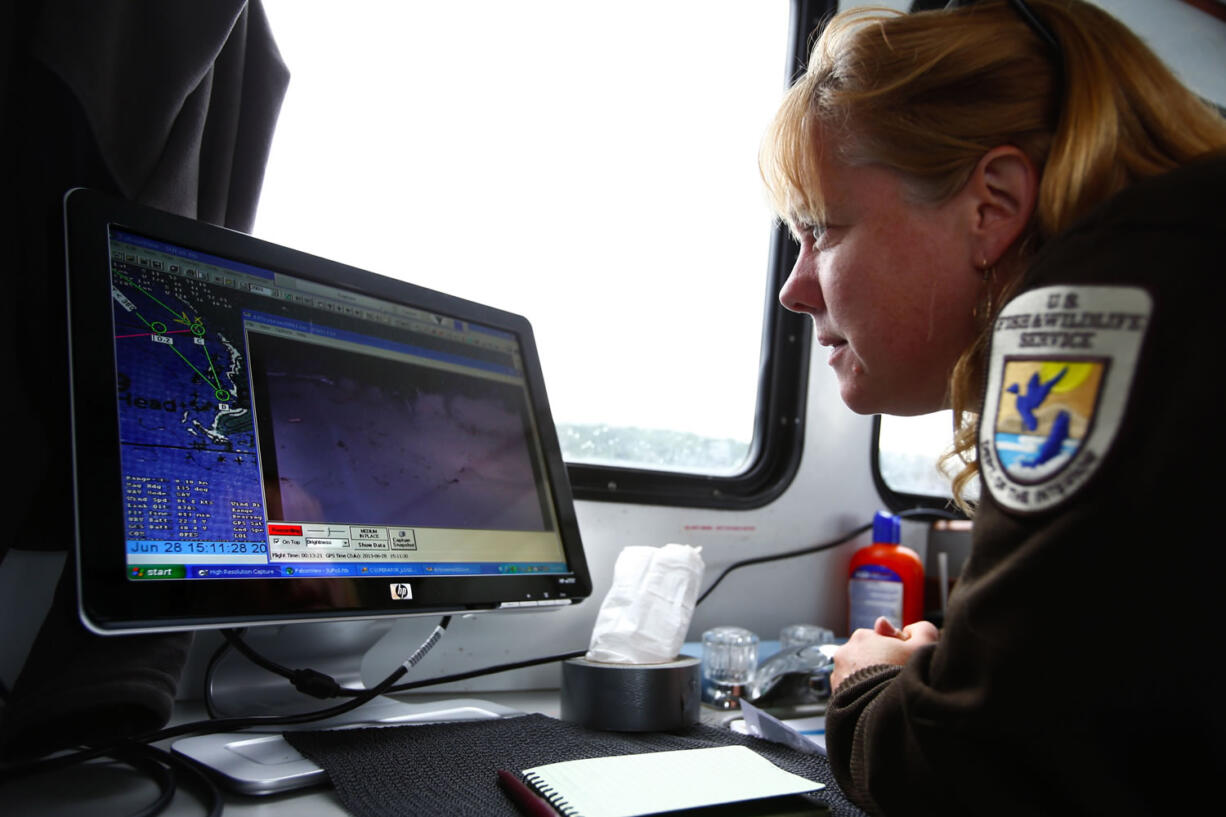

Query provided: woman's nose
[778,252,823,315]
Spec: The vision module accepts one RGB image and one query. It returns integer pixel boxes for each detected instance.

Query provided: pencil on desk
[498,769,560,817]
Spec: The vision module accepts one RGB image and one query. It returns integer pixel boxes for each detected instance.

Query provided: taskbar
[127,562,568,580]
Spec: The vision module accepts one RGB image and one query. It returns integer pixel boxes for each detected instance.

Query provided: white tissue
[585,543,704,664]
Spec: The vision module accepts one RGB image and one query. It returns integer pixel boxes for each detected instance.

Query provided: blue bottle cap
[872,511,900,544]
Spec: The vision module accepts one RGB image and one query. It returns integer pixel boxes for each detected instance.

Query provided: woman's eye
[792,220,835,249]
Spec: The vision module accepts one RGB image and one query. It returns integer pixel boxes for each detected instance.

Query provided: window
[874,413,975,509]
[253,1,806,506]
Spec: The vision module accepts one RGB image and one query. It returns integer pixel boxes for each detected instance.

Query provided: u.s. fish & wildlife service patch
[979,286,1151,513]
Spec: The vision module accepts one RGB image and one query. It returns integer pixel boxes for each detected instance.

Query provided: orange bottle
[848,511,924,632]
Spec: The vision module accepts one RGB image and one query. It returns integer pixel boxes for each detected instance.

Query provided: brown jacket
[826,155,1226,815]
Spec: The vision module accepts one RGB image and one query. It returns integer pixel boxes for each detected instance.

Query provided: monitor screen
[64,188,591,633]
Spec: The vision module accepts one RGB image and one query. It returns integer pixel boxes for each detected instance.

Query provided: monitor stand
[175,620,521,794]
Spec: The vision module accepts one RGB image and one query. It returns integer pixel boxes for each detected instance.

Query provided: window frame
[567,0,835,509]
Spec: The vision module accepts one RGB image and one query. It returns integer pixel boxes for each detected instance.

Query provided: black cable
[392,508,960,688]
[202,633,234,720]
[0,615,454,785]
[136,743,224,817]
[219,627,294,679]
[209,522,867,702]
[84,742,225,817]
[391,508,964,691]
[107,744,177,817]
[387,649,588,693]
[220,628,363,699]
[695,523,865,606]
[223,511,964,702]
[695,507,960,606]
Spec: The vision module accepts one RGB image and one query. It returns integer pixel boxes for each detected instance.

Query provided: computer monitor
[64,188,591,635]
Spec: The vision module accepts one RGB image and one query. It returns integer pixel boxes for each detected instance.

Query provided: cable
[202,632,234,719]
[207,623,582,700]
[388,649,588,693]
[219,627,294,679]
[135,743,223,817]
[220,628,363,699]
[694,507,961,606]
[89,742,225,817]
[378,508,965,692]
[107,743,177,817]
[0,615,454,785]
[389,507,961,689]
[207,511,965,707]
[213,621,458,703]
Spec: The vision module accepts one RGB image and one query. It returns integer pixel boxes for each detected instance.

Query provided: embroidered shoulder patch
[979,285,1151,513]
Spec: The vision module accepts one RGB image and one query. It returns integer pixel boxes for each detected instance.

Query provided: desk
[4,643,780,816]
[3,689,564,817]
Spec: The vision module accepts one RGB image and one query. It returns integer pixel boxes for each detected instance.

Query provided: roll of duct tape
[560,655,701,732]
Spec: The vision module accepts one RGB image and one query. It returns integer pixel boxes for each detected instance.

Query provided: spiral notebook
[521,745,824,817]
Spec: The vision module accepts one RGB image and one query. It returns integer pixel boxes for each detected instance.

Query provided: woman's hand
[831,616,940,691]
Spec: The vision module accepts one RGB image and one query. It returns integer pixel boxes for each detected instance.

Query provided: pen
[497,769,559,817]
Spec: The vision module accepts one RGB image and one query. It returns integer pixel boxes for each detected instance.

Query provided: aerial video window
[247,329,552,532]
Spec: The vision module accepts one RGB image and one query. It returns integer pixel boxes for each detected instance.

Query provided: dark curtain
[0,0,289,757]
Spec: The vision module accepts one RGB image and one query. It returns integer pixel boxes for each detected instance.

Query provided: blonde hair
[761,0,1226,512]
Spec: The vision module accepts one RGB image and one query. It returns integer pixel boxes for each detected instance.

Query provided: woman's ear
[966,145,1038,267]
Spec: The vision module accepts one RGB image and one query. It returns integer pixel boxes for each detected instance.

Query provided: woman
[760,1,1226,814]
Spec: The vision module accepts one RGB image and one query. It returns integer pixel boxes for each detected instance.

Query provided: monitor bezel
[64,188,591,633]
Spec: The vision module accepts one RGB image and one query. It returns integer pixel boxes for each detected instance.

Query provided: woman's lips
[817,334,847,365]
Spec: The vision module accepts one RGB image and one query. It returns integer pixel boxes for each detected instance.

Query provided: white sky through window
[253,1,791,472]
